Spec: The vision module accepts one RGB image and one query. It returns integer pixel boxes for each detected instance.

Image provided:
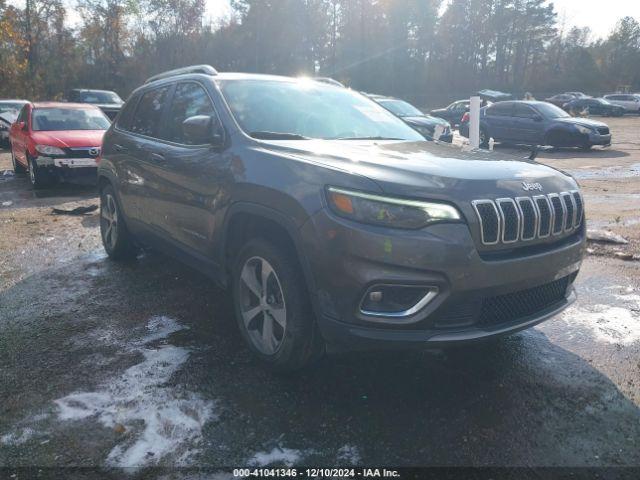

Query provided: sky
[552,0,640,39]
[6,0,640,40]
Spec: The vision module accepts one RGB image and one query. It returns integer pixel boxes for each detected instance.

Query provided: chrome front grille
[472,191,583,246]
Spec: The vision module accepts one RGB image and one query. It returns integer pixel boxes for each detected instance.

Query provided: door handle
[113,144,128,153]
[150,153,165,163]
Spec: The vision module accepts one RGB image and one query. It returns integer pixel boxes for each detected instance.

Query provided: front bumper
[300,209,584,351]
[587,132,612,146]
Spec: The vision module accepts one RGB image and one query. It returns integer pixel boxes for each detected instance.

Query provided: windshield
[535,102,570,119]
[378,99,423,117]
[0,110,19,123]
[32,108,111,131]
[218,79,423,141]
[78,91,123,104]
[0,102,25,114]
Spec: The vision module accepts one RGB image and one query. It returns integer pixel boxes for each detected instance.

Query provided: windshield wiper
[336,136,404,141]
[250,131,310,140]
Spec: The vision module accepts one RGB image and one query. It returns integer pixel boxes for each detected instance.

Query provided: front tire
[232,238,324,372]
[27,154,55,188]
[100,184,137,260]
[479,127,489,148]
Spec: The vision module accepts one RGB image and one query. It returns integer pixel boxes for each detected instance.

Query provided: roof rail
[145,65,218,84]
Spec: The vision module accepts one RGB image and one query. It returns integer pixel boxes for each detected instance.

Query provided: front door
[512,104,545,145]
[148,81,228,257]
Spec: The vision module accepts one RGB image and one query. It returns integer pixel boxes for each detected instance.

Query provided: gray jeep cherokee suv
[98,65,585,371]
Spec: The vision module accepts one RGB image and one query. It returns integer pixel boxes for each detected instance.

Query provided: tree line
[1,0,639,108]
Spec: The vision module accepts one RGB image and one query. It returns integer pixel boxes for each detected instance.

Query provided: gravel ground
[0,117,639,475]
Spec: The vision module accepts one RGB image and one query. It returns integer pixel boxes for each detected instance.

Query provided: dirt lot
[0,118,639,474]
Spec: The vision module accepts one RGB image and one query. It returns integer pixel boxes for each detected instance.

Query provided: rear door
[149,81,227,257]
[484,102,514,141]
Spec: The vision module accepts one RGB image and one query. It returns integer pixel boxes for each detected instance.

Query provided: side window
[453,102,467,113]
[116,95,140,132]
[129,86,170,138]
[513,104,536,119]
[163,82,216,144]
[486,102,512,117]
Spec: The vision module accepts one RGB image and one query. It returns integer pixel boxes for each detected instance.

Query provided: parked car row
[9,102,110,187]
[546,91,640,115]
[1,88,123,187]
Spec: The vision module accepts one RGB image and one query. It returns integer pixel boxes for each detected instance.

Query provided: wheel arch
[221,202,317,296]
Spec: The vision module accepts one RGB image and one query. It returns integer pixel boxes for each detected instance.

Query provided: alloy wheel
[101,193,119,251]
[238,256,287,355]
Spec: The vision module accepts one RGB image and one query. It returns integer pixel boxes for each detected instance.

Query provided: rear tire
[100,184,138,260]
[232,238,325,372]
[27,154,55,188]
[479,127,489,149]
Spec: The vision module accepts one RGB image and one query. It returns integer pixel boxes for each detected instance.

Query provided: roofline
[145,65,218,84]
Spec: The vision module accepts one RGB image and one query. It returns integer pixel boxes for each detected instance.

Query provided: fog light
[369,291,383,303]
[360,284,438,318]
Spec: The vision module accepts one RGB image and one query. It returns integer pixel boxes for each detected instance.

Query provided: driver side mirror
[18,121,27,131]
[182,115,225,147]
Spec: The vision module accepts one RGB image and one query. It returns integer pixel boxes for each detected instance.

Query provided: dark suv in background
[67,89,124,120]
[98,65,585,371]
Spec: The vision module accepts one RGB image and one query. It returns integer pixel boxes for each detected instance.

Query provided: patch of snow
[248,446,304,467]
[54,316,215,468]
[561,290,640,345]
[336,444,361,465]
[1,427,35,446]
[137,315,186,346]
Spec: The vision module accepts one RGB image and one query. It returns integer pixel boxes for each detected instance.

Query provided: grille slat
[549,195,565,235]
[572,191,583,227]
[561,193,575,231]
[534,195,552,237]
[473,191,582,246]
[473,201,500,244]
[517,197,537,241]
[497,199,519,243]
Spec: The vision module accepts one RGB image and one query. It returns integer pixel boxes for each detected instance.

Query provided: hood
[31,130,105,148]
[554,117,608,129]
[255,139,577,201]
[402,115,449,128]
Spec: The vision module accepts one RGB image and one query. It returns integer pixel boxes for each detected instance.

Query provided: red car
[9,102,111,188]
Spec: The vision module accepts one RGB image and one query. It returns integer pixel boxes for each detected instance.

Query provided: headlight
[576,125,591,135]
[35,145,66,156]
[326,186,462,229]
